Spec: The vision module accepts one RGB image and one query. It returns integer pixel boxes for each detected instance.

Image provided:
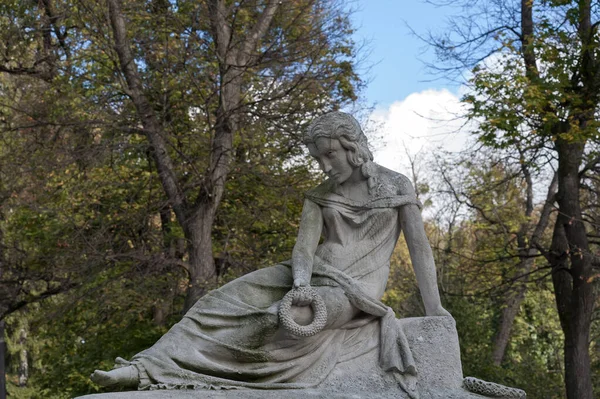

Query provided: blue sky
[349,1,470,172]
[352,1,458,107]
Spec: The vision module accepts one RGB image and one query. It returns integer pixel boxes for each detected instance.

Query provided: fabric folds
[128,166,421,398]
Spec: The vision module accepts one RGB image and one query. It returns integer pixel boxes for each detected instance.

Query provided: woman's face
[307,137,358,184]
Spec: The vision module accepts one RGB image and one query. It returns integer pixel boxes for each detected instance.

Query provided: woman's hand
[292,280,312,306]
[293,277,309,288]
[268,282,314,321]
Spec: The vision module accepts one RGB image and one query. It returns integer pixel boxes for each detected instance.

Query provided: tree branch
[240,0,281,64]
[106,0,189,223]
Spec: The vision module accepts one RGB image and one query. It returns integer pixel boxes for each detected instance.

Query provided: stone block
[77,317,487,399]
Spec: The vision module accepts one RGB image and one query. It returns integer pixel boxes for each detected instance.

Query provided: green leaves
[0,0,365,396]
[429,1,600,396]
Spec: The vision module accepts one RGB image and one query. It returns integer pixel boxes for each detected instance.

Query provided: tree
[0,0,362,306]
[425,1,600,397]
[432,145,557,366]
[104,0,362,310]
[426,148,565,397]
[0,0,364,395]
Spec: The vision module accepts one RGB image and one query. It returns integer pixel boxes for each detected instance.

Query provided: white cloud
[369,89,470,173]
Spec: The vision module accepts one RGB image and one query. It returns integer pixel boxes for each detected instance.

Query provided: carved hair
[304,112,377,192]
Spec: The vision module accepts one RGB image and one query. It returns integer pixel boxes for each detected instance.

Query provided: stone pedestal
[77,317,486,399]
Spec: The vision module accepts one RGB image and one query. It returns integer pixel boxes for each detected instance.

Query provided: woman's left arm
[399,203,451,317]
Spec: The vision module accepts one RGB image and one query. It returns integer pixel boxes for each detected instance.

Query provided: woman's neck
[338,170,369,202]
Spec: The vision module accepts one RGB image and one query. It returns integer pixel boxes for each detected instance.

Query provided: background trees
[0,0,597,398]
[426,0,600,398]
[104,0,364,310]
[0,0,362,397]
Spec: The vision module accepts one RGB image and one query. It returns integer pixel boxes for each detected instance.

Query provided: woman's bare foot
[90,364,139,387]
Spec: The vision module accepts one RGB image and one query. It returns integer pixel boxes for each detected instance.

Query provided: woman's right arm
[291,199,323,288]
[289,199,359,327]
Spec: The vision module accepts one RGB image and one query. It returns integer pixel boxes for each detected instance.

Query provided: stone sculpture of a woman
[90,112,453,397]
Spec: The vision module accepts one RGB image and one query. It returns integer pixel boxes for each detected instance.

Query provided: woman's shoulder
[305,178,336,199]
[305,164,416,199]
[372,164,415,196]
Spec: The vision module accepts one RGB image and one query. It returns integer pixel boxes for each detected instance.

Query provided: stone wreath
[463,377,526,398]
[278,286,327,337]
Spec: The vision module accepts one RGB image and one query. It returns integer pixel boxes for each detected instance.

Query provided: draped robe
[129,167,420,396]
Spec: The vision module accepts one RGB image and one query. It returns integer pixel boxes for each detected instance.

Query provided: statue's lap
[77,317,485,399]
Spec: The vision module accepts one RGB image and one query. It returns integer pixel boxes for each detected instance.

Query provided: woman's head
[304,112,373,167]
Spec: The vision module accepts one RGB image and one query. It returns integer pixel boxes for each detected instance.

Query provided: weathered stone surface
[78,317,484,399]
[402,317,463,391]
[77,388,487,399]
[84,113,520,399]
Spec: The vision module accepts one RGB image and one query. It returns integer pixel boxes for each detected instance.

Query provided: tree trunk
[183,207,217,311]
[491,247,538,365]
[550,138,594,399]
[491,279,527,365]
[179,0,279,309]
[109,0,280,312]
[18,327,27,387]
[491,160,557,365]
[0,217,5,399]
[0,320,5,399]
[107,0,218,308]
[518,3,594,394]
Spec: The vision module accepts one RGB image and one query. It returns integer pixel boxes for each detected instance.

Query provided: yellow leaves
[586,273,600,283]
